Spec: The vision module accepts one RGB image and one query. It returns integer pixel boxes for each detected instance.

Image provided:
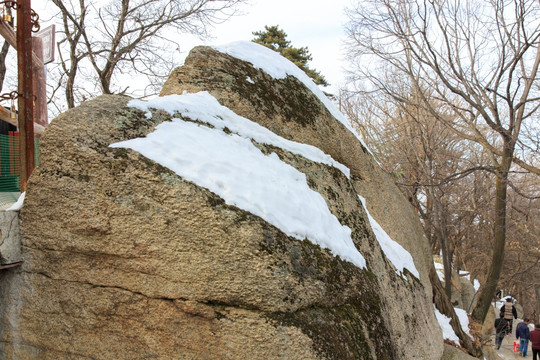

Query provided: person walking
[530,324,540,360]
[495,316,509,350]
[516,318,531,357]
[500,297,518,334]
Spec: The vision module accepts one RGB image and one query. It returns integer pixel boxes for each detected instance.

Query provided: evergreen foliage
[252,25,329,86]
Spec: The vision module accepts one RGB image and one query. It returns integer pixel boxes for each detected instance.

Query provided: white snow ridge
[111,91,366,269]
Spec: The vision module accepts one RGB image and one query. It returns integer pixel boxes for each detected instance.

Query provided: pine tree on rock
[252,25,329,87]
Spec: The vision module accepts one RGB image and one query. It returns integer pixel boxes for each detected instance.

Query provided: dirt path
[492,320,528,359]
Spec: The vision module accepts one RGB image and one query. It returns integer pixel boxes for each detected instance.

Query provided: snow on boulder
[3,42,442,359]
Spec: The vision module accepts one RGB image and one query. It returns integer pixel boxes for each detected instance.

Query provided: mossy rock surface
[0,46,443,359]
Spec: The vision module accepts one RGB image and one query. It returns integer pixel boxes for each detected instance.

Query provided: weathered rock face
[161,45,434,296]
[1,45,443,359]
[434,260,478,313]
[442,344,479,360]
[0,211,22,264]
[450,273,477,312]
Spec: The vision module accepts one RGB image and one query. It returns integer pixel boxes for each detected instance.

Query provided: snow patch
[434,306,459,343]
[212,41,372,153]
[433,261,445,281]
[111,92,367,269]
[127,92,350,178]
[359,196,419,278]
[455,307,473,340]
[6,192,25,211]
[434,305,473,343]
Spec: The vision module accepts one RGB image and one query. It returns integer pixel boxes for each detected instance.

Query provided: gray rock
[0,211,22,264]
[0,46,444,359]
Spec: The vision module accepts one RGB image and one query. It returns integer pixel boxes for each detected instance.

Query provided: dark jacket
[495,318,509,334]
[530,328,540,350]
[516,322,530,340]
[500,302,517,319]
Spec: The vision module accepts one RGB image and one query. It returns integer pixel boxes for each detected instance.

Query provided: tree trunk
[65,49,80,109]
[442,241,453,300]
[66,71,76,109]
[434,195,453,298]
[535,284,540,323]
[471,149,512,323]
[100,75,111,95]
[0,40,10,92]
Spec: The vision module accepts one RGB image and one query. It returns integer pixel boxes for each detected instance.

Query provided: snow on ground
[434,305,474,343]
[496,297,516,310]
[6,192,25,211]
[434,262,480,290]
[212,41,373,154]
[460,270,481,291]
[473,279,480,291]
[358,196,419,278]
[434,306,460,343]
[111,91,367,269]
[432,269,475,343]
[454,307,473,339]
[434,261,446,281]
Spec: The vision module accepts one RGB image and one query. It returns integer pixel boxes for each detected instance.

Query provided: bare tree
[345,0,540,323]
[341,80,539,356]
[342,86,470,299]
[501,174,540,319]
[53,1,87,109]
[0,8,14,93]
[0,41,11,92]
[49,0,247,110]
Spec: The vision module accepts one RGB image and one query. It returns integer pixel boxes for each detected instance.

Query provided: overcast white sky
[185,0,354,92]
[34,0,353,96]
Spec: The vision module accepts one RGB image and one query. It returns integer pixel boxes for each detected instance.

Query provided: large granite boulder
[453,274,478,312]
[1,42,443,359]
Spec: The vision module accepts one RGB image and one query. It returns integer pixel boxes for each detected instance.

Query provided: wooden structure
[0,105,44,135]
[0,0,48,191]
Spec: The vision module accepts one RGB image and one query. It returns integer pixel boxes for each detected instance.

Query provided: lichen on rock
[0,43,444,359]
